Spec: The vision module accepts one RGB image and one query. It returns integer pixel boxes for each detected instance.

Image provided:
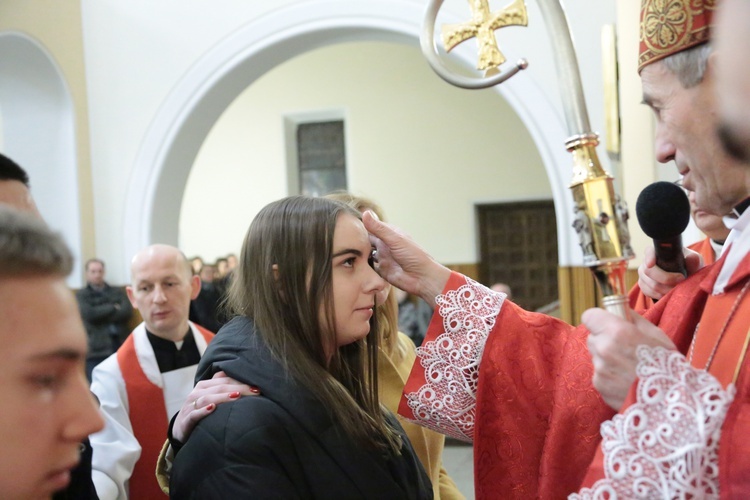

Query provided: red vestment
[580,251,750,498]
[117,325,214,500]
[399,267,714,498]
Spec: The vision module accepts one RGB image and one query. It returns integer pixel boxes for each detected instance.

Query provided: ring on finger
[192,399,198,409]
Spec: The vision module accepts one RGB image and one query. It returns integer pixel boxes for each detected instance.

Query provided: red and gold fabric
[399,268,714,498]
[639,0,716,72]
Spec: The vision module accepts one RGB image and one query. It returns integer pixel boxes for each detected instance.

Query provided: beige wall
[0,1,656,283]
[180,42,550,264]
[616,0,657,264]
[0,0,95,264]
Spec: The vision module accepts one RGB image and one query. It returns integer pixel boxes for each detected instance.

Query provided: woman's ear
[272,264,285,299]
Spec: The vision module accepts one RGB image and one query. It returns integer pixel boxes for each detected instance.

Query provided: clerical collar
[145,327,200,373]
[732,197,750,218]
[710,238,724,257]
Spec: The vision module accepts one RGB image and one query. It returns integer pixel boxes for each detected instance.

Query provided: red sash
[117,324,213,499]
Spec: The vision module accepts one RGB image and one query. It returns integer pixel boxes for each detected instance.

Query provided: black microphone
[635,181,691,276]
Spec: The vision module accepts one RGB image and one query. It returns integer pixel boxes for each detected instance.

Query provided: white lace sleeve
[401,277,505,442]
[571,346,735,500]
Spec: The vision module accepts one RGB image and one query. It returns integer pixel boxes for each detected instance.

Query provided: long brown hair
[227,196,400,453]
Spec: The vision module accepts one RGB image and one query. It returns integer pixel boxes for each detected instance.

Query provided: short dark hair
[0,154,30,187]
[85,258,105,271]
[0,207,72,278]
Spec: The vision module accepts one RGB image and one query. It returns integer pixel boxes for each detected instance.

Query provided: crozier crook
[421,0,634,318]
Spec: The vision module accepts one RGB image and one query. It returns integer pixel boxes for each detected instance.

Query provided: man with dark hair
[76,258,133,381]
[0,153,102,499]
[0,207,103,499]
[0,152,40,216]
[189,263,224,333]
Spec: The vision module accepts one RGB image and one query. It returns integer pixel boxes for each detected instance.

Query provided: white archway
[0,32,83,286]
[125,0,578,274]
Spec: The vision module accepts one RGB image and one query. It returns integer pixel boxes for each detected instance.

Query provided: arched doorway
[125,0,576,273]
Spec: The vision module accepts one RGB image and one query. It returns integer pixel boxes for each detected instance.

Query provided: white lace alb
[401,277,504,441]
[571,346,735,500]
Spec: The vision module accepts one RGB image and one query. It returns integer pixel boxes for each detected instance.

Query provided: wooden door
[477,200,558,312]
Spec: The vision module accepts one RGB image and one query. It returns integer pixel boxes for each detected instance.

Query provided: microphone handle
[654,238,687,277]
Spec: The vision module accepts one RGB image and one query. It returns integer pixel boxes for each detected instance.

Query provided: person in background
[76,259,133,381]
[394,288,433,347]
[0,207,104,499]
[0,153,41,217]
[170,196,431,499]
[214,257,228,279]
[490,283,512,299]
[90,245,215,499]
[226,253,238,272]
[189,256,203,276]
[189,263,224,333]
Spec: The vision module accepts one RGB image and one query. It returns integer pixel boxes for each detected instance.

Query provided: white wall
[180,41,549,264]
[0,33,83,287]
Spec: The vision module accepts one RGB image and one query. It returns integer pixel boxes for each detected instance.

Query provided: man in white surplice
[90,244,214,499]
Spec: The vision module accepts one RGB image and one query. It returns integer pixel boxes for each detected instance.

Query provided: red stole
[117,324,213,499]
[691,252,750,387]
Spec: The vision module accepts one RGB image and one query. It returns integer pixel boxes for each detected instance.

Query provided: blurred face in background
[216,259,229,278]
[715,0,750,163]
[0,180,40,217]
[199,264,216,283]
[85,261,105,287]
[689,191,730,242]
[226,254,238,271]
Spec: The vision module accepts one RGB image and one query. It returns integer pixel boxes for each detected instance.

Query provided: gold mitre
[639,0,716,72]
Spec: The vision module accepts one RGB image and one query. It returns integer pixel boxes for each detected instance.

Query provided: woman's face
[325,213,386,349]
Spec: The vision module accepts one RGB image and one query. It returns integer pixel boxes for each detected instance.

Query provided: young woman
[170,196,432,499]
[327,193,463,499]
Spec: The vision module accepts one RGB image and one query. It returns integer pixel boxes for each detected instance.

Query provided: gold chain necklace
[688,279,750,371]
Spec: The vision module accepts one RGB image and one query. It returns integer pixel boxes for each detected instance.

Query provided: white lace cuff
[571,345,735,499]
[401,277,505,441]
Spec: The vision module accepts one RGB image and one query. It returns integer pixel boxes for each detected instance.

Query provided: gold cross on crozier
[442,0,528,73]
